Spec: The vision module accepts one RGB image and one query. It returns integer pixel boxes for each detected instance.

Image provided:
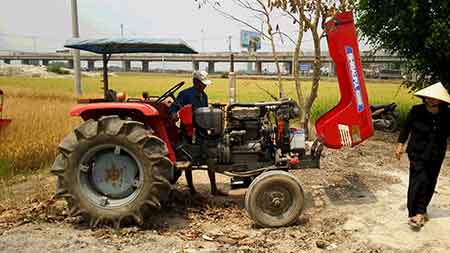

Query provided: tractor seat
[105,89,126,102]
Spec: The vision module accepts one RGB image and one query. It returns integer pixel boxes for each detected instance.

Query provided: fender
[178,104,193,137]
[70,102,159,120]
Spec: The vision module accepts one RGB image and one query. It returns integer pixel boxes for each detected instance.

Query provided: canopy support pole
[70,0,82,96]
[102,54,110,99]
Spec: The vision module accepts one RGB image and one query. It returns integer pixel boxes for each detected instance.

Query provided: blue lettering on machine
[345,47,364,113]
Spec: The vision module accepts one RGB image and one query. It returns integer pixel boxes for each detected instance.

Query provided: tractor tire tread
[52,116,172,228]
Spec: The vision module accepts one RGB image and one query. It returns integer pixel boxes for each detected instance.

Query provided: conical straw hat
[414,82,450,104]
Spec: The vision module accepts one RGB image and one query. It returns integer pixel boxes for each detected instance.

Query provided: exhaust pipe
[229,53,236,104]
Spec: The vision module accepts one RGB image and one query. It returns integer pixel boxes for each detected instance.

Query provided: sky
[0,0,326,53]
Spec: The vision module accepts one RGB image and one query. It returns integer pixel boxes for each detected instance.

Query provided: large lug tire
[51,116,173,227]
[245,170,305,228]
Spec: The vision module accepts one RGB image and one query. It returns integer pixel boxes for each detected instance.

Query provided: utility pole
[227,35,232,52]
[201,29,205,52]
[32,36,37,52]
[120,24,124,37]
[71,0,82,96]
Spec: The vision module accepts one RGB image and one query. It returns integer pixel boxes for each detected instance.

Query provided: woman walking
[395,82,450,229]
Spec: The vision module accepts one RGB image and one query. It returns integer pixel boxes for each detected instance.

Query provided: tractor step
[175,161,192,170]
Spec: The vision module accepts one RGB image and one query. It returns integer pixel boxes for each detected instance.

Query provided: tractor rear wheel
[245,170,305,228]
[51,115,173,227]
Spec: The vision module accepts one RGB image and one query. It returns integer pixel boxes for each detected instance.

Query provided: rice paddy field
[0,73,419,177]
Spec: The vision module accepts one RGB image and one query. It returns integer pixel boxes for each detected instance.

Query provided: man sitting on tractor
[169,70,227,196]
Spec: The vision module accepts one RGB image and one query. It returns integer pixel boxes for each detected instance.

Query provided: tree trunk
[293,12,305,125]
[302,27,321,140]
[268,23,286,99]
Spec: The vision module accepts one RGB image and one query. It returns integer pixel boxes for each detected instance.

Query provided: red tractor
[0,89,12,129]
[52,12,373,228]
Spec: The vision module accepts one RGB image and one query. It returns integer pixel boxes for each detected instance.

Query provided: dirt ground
[1,131,450,252]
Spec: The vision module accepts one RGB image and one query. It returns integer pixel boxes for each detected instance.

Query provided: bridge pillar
[142,60,149,72]
[21,59,30,65]
[192,61,199,71]
[328,62,336,77]
[87,60,95,71]
[285,62,292,75]
[256,61,262,75]
[3,59,11,64]
[207,61,215,74]
[67,60,74,69]
[42,60,49,66]
[123,60,131,72]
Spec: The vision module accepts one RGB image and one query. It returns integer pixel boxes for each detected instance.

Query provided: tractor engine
[217,105,272,168]
[185,99,302,172]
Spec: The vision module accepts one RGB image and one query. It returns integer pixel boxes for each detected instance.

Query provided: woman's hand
[395,143,404,160]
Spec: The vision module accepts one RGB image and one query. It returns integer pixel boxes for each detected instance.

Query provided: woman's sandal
[408,218,421,229]
[416,214,425,226]
[408,215,425,229]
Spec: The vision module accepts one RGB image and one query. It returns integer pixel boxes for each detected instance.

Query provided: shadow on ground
[324,174,378,205]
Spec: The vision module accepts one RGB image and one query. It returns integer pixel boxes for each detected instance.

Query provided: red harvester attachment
[315,11,374,149]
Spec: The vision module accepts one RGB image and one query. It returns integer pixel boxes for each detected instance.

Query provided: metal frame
[102,53,112,99]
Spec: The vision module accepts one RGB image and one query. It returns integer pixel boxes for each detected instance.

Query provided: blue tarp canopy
[64,38,197,54]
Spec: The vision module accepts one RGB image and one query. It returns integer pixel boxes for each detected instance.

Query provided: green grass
[0,160,13,177]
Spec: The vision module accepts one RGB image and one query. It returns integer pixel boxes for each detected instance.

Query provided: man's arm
[204,93,208,107]
[168,91,186,115]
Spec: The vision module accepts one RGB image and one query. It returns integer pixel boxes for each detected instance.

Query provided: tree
[356,0,450,90]
[198,0,345,139]
[269,0,342,139]
[201,0,288,98]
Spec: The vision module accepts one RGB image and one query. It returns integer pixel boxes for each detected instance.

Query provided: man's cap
[414,82,450,104]
[193,70,212,85]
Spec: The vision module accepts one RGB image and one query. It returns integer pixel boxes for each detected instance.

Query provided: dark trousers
[407,157,443,217]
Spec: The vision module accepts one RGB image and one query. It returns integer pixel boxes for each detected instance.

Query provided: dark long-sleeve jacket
[168,86,208,114]
[398,104,450,161]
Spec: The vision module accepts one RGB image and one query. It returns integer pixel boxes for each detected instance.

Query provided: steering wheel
[155,81,185,104]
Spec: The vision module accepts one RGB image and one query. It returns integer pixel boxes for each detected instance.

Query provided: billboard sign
[299,63,311,72]
[240,30,261,50]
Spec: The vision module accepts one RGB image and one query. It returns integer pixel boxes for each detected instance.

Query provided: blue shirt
[169,86,208,114]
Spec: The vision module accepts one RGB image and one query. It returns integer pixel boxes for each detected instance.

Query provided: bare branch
[210,3,271,40]
[233,0,267,16]
[320,29,326,39]
[272,31,297,45]
[256,0,272,21]
[312,0,321,28]
[283,8,300,24]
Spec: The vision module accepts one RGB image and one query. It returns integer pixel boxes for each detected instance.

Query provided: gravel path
[1,132,449,252]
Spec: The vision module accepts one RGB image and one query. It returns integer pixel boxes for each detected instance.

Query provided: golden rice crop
[0,87,80,176]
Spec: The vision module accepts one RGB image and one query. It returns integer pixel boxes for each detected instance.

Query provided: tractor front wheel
[245,170,305,227]
[51,116,173,227]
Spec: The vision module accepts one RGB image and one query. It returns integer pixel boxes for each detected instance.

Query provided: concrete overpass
[0,51,402,75]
